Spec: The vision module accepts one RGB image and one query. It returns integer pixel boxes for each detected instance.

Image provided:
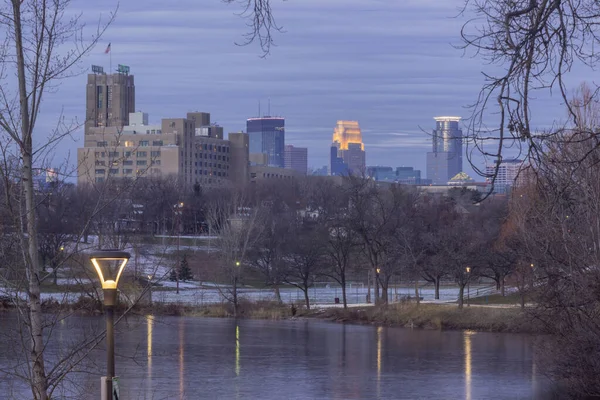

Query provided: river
[0,314,555,399]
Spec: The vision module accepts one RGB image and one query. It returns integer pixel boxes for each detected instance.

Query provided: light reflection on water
[0,315,556,400]
[464,330,475,400]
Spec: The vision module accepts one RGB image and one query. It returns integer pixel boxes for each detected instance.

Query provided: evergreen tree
[179,254,193,281]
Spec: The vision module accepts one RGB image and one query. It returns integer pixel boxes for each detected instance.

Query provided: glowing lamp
[90,250,131,293]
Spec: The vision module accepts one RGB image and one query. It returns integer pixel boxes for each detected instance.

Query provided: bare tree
[208,189,263,316]
[461,0,600,190]
[0,1,116,397]
[507,88,600,396]
[283,219,327,310]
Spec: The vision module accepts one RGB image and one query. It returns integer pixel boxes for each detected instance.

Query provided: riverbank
[141,300,544,334]
[1,297,544,334]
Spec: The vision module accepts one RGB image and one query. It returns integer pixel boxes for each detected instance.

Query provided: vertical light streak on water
[235,324,240,377]
[179,318,185,400]
[377,326,382,398]
[464,330,474,400]
[146,315,153,397]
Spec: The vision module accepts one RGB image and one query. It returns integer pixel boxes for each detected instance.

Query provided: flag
[104,43,111,54]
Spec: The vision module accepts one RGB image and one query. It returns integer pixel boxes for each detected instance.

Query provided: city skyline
[32,0,585,181]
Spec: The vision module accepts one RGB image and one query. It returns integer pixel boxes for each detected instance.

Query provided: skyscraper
[330,120,365,175]
[426,116,463,184]
[485,158,525,193]
[246,117,285,168]
[284,145,308,174]
[85,65,135,133]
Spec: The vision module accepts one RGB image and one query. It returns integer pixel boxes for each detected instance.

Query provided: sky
[35,0,592,180]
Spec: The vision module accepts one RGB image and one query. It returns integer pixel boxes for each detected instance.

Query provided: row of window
[197,144,230,153]
[194,162,228,169]
[96,140,164,147]
[195,170,228,177]
[195,153,228,161]
[95,151,161,158]
[95,162,162,175]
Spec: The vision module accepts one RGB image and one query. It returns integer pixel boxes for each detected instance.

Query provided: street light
[466,267,471,307]
[90,250,130,400]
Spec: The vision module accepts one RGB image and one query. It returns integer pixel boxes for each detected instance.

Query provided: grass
[312,303,544,333]
[466,292,523,305]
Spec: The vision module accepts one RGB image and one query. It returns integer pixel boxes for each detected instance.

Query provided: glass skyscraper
[426,116,463,184]
[246,117,285,168]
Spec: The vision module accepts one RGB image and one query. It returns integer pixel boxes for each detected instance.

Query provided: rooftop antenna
[258,100,261,118]
[268,98,271,116]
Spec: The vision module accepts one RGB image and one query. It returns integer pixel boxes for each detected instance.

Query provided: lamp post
[466,267,471,307]
[90,250,130,400]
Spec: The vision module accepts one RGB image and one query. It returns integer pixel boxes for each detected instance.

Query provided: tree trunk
[434,276,440,300]
[23,154,48,400]
[341,275,347,309]
[366,270,371,303]
[374,267,380,303]
[458,285,464,309]
[233,275,238,317]
[414,279,420,306]
[500,277,505,297]
[14,0,48,393]
[274,285,282,304]
[381,277,388,304]
[303,287,310,310]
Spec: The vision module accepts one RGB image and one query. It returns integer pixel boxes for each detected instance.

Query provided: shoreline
[0,299,545,334]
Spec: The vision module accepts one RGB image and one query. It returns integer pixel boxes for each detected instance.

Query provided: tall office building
[85,65,135,133]
[246,116,285,168]
[426,116,463,185]
[330,120,365,175]
[229,132,250,187]
[284,145,308,175]
[485,158,525,193]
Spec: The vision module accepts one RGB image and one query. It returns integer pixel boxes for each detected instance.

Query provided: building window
[123,169,133,175]
[95,177,104,183]
[123,160,133,166]
[97,141,107,147]
[107,86,112,110]
[95,169,105,175]
[108,151,119,157]
[124,141,134,147]
[139,140,149,147]
[151,151,161,157]
[151,160,161,166]
[152,140,163,146]
[95,160,106,166]
[124,151,131,158]
[97,86,103,109]
[136,160,147,166]
[136,151,147,157]
[109,168,119,174]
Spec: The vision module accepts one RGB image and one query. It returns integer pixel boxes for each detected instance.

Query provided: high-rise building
[229,132,250,187]
[246,117,285,168]
[330,120,365,175]
[79,68,251,188]
[396,167,422,184]
[426,116,463,184]
[367,166,395,181]
[485,158,525,193]
[330,145,348,176]
[284,145,308,175]
[85,66,135,133]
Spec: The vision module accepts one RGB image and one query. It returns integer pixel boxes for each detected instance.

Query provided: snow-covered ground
[1,282,501,307]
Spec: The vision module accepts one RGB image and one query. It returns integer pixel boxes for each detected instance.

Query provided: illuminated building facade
[330,120,365,175]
